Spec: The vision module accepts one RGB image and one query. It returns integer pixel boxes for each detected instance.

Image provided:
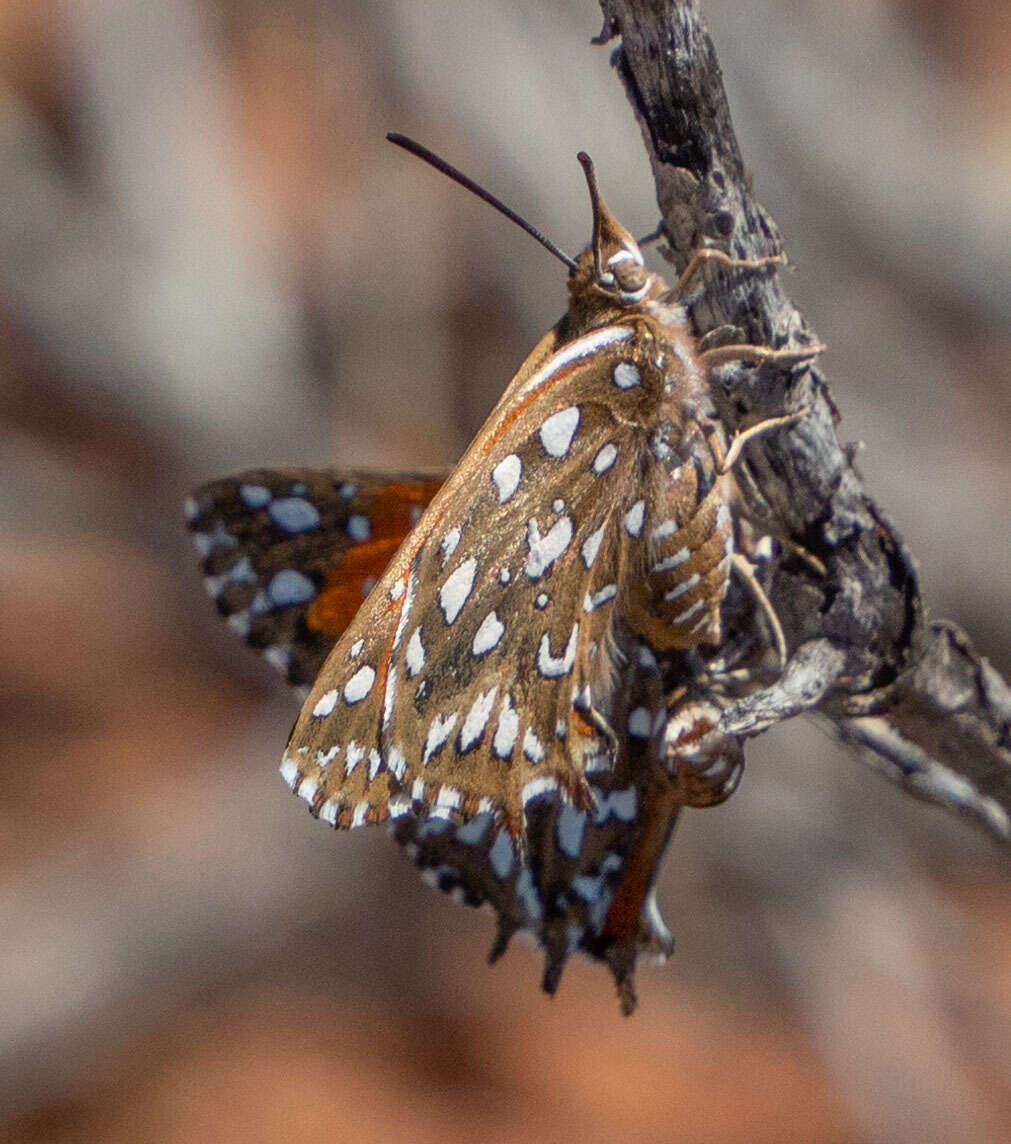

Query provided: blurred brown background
[1,2,1009,1141]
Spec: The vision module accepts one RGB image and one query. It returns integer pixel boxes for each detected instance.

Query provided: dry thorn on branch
[599,0,1011,839]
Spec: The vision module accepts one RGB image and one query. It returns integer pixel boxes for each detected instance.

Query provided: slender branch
[599,0,1011,840]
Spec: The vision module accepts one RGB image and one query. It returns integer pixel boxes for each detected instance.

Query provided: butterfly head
[568,152,664,321]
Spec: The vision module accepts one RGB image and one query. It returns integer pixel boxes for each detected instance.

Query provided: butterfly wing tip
[618,979,638,1016]
[540,951,568,998]
[488,913,523,964]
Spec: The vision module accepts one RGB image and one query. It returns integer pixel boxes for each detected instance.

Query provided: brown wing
[186,468,445,691]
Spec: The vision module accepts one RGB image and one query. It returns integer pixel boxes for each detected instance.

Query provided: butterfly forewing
[187,469,445,690]
[287,330,660,815]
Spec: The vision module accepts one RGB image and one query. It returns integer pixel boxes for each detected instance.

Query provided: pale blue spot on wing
[488,830,514,880]
[556,804,586,858]
[267,569,316,606]
[515,866,542,922]
[456,813,492,846]
[417,816,452,840]
[268,497,321,533]
[347,514,371,542]
[239,483,272,508]
[227,555,257,585]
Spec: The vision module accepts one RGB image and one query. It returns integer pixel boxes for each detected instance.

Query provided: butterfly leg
[730,553,787,669]
[711,406,811,474]
[671,248,787,300]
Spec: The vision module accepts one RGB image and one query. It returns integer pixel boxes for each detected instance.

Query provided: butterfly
[187,135,821,1013]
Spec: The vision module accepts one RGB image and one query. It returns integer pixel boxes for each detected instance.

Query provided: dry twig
[598,0,1011,839]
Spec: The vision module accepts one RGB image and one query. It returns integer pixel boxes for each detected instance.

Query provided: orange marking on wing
[305,478,443,637]
[368,480,444,537]
[306,538,402,633]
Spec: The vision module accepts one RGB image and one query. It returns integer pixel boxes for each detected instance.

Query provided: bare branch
[599,0,1011,839]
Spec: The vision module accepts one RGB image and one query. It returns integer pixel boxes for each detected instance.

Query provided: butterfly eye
[604,249,650,302]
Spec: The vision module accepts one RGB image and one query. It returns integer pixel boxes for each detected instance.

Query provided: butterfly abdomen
[621,441,734,651]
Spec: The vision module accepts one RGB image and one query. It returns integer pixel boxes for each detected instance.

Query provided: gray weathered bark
[598,0,1011,840]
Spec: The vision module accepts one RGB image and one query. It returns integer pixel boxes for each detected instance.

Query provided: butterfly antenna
[576,152,604,281]
[387,133,578,272]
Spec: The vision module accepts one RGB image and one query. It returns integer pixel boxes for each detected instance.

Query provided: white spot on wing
[459,687,498,752]
[313,689,339,718]
[344,665,375,704]
[493,694,519,758]
[438,556,478,624]
[583,584,617,612]
[297,777,319,807]
[391,565,417,655]
[440,527,461,564]
[431,786,463,819]
[387,747,407,781]
[406,627,425,676]
[347,514,370,542]
[344,742,365,775]
[525,516,573,579]
[491,454,522,503]
[227,611,251,637]
[539,406,580,457]
[381,665,398,729]
[593,443,618,474]
[518,326,634,398]
[612,361,641,389]
[472,611,505,656]
[279,756,299,789]
[537,623,579,678]
[624,500,646,536]
[368,749,384,780]
[388,796,412,818]
[522,728,544,763]
[581,524,606,568]
[423,712,458,763]
[522,775,558,804]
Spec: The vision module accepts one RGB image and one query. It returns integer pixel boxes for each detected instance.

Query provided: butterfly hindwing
[186,468,445,691]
